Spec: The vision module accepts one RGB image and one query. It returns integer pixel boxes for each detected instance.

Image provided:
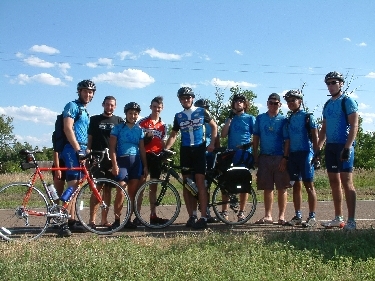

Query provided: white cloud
[30,44,60,54]
[343,37,351,42]
[357,42,367,47]
[359,112,375,124]
[358,103,370,110]
[93,69,155,88]
[117,51,137,60]
[86,58,113,68]
[234,50,243,55]
[13,73,65,86]
[347,91,358,99]
[58,62,70,74]
[180,83,197,89]
[24,56,55,68]
[16,52,24,58]
[365,72,375,78]
[0,105,58,125]
[143,48,182,60]
[210,78,257,88]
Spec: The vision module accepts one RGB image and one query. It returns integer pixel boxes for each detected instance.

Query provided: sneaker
[285,216,303,226]
[207,216,219,223]
[343,220,356,231]
[220,211,229,221]
[123,220,137,229]
[185,216,197,227]
[109,220,121,231]
[133,217,143,226]
[58,224,72,237]
[237,211,246,222]
[150,215,169,225]
[192,218,207,229]
[302,217,317,228]
[321,217,345,228]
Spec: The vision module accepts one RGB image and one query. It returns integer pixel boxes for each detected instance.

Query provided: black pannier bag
[219,166,252,194]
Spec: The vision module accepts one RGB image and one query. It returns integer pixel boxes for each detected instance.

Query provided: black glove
[76,149,86,161]
[341,148,350,161]
[144,132,153,145]
[228,110,235,119]
[311,149,321,166]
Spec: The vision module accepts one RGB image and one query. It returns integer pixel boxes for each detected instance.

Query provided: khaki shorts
[256,155,290,190]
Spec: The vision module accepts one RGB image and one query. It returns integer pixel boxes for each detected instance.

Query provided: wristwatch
[282,155,289,160]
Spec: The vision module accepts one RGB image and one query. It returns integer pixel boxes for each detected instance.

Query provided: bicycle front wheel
[212,184,257,225]
[75,178,131,235]
[134,180,181,229]
[0,183,48,241]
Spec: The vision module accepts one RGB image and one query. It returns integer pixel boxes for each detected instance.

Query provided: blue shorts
[287,151,314,182]
[116,155,142,182]
[61,144,86,181]
[325,143,354,173]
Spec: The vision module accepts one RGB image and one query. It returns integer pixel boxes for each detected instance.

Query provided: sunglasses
[267,101,280,105]
[286,99,297,103]
[234,99,245,103]
[325,81,339,86]
[179,96,192,101]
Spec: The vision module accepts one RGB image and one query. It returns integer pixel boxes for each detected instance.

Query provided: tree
[354,117,375,169]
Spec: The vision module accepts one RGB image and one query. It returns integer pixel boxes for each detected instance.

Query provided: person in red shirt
[135,96,169,225]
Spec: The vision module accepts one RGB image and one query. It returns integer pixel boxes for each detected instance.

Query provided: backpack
[286,112,314,142]
[52,101,87,152]
[323,95,349,125]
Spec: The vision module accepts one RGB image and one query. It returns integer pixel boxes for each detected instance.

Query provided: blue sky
[1,1,374,148]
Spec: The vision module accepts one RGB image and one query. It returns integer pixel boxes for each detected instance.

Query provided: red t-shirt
[137,115,167,153]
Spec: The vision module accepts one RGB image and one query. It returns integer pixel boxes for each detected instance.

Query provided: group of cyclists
[53,69,359,237]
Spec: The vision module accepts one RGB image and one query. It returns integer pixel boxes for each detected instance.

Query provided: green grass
[1,230,375,280]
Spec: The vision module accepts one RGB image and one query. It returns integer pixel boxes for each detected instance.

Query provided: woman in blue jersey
[283,90,318,228]
[109,102,148,229]
[221,94,255,221]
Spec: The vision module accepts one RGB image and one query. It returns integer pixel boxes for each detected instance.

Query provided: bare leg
[277,188,287,221]
[263,189,273,220]
[340,172,356,219]
[327,172,343,217]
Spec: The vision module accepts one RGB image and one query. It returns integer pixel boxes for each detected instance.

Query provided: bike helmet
[194,99,209,109]
[324,71,345,83]
[284,89,303,100]
[177,87,195,98]
[77,80,96,91]
[124,102,141,113]
[232,94,246,101]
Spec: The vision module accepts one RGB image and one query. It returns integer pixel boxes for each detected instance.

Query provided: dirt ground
[40,200,375,239]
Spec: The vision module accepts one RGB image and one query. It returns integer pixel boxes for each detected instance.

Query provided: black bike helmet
[177,87,195,98]
[232,94,246,101]
[284,89,303,100]
[124,102,141,113]
[194,99,209,109]
[77,80,96,91]
[324,71,345,83]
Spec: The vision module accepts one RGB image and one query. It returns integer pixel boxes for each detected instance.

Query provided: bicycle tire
[75,178,131,235]
[0,183,49,241]
[211,183,257,225]
[134,180,181,229]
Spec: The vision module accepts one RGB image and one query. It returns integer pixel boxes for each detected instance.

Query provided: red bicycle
[0,149,131,241]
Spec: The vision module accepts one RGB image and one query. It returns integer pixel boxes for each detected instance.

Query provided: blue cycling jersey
[111,123,144,156]
[62,99,89,146]
[253,112,288,155]
[172,106,212,146]
[227,113,255,152]
[286,110,318,152]
[323,94,358,144]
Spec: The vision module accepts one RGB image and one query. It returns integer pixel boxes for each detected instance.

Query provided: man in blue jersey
[165,87,218,229]
[253,93,290,225]
[221,94,256,221]
[317,71,358,230]
[59,79,95,237]
[283,90,318,228]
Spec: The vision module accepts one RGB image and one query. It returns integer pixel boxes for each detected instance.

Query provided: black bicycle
[134,148,257,228]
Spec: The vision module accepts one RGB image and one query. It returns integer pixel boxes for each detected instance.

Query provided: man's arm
[64,117,81,152]
[346,112,359,148]
[207,119,217,152]
[317,119,327,150]
[165,130,178,150]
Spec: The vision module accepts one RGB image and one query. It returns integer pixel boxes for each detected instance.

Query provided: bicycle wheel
[0,183,48,241]
[212,183,257,225]
[134,180,181,229]
[75,178,131,235]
